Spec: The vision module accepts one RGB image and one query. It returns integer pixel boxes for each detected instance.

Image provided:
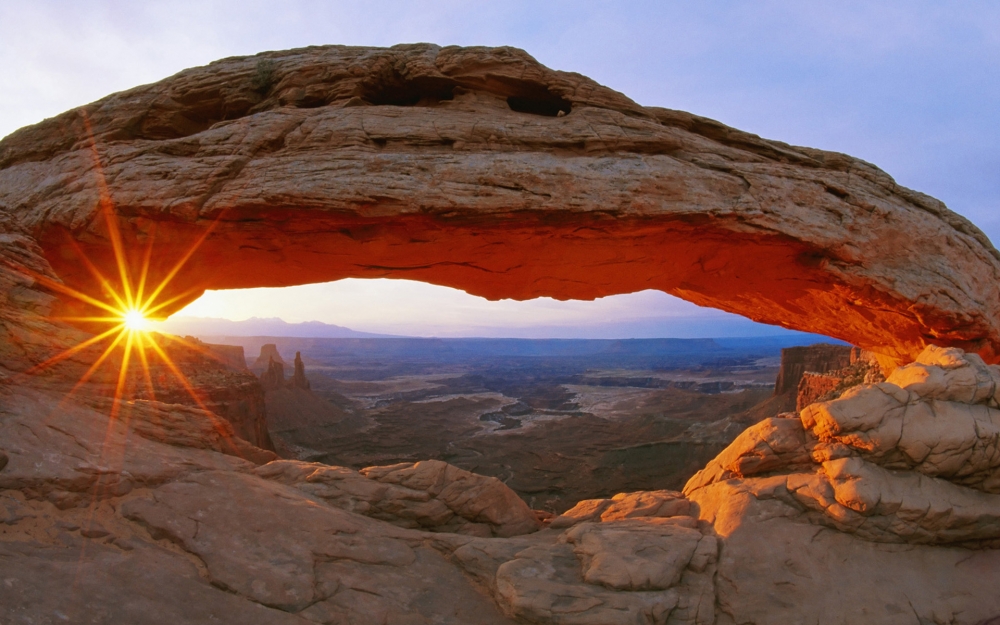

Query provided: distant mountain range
[149,316,399,339]
[150,316,843,347]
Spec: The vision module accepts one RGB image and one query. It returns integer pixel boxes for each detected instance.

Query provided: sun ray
[61,328,129,402]
[144,339,211,415]
[156,332,235,367]
[133,332,159,402]
[144,338,247,457]
[4,260,125,318]
[64,237,131,312]
[133,228,157,312]
[140,287,206,318]
[24,324,124,375]
[81,111,135,310]
[51,316,128,323]
[20,113,266,477]
[112,330,136,409]
[96,329,138,472]
[140,215,223,314]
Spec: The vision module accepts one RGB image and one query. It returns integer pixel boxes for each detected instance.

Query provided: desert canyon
[1,44,1000,624]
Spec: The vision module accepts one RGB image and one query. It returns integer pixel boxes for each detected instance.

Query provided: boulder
[256,458,541,537]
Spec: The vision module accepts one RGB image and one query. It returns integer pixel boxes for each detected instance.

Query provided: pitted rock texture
[452,515,718,625]
[1,45,998,365]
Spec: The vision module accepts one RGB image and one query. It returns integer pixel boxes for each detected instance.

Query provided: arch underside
[38,205,993,367]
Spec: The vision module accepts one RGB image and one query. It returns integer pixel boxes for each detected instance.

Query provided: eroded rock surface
[687,347,1000,545]
[1,45,998,364]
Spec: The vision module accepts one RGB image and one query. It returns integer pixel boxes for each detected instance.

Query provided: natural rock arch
[1,44,998,366]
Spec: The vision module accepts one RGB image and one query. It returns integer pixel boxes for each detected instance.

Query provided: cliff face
[1,44,998,365]
[773,344,853,395]
[203,341,248,370]
[772,344,886,412]
[98,334,276,452]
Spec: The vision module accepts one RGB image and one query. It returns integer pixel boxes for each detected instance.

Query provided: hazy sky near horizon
[3,1,998,338]
[156,280,789,339]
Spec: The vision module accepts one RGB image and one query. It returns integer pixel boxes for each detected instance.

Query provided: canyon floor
[233,337,801,512]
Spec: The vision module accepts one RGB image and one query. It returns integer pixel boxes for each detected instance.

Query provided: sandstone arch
[1,44,998,366]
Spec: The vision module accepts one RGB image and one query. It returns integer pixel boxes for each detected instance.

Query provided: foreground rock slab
[1,45,998,364]
[256,458,541,537]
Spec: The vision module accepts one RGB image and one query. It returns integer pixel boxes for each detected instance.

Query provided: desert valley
[239,336,820,511]
[1,42,1000,625]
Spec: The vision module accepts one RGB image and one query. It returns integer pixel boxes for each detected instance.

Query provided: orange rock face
[1,44,998,364]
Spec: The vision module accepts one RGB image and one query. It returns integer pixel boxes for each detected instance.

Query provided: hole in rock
[507,94,572,117]
[360,75,456,107]
[146,279,843,513]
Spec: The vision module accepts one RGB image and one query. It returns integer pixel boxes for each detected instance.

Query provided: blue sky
[2,1,997,338]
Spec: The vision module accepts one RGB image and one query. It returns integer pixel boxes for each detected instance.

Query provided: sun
[122,309,149,332]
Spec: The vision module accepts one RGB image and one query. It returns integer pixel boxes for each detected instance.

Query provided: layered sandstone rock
[202,340,248,370]
[549,490,692,529]
[259,356,286,391]
[127,334,275,450]
[252,343,285,372]
[794,347,884,410]
[1,45,998,364]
